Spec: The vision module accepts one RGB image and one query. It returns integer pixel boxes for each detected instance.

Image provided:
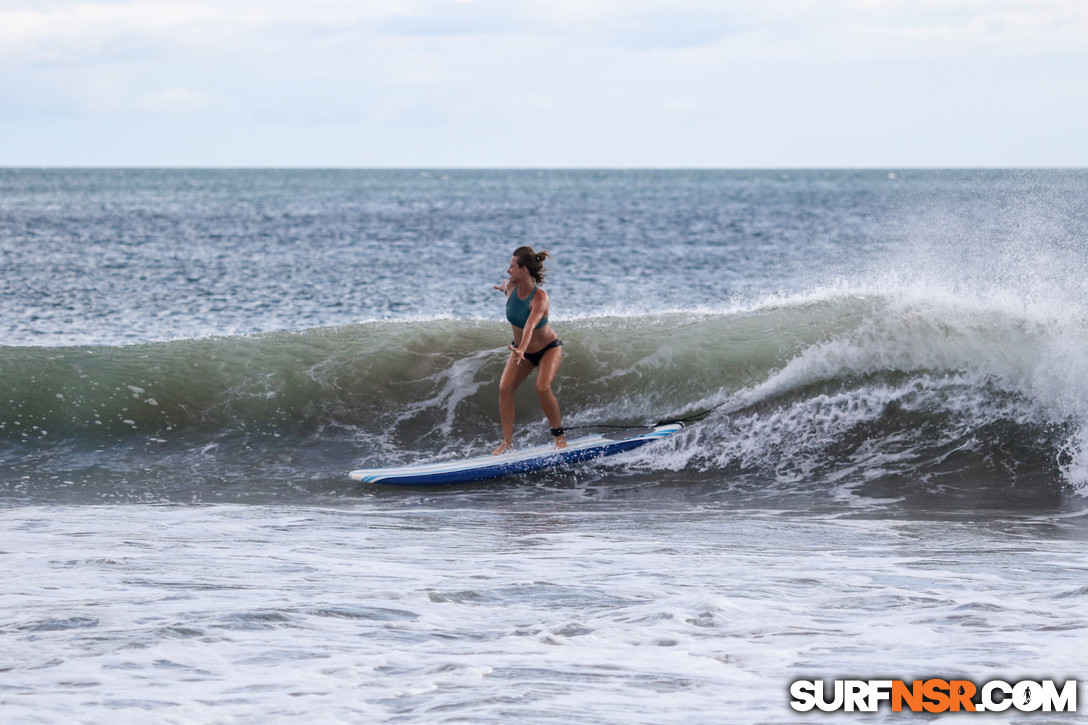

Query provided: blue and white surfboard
[350,423,681,486]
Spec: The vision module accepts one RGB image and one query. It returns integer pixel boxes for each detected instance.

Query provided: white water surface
[2,503,1085,723]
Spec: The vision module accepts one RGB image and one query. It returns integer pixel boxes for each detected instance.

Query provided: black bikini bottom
[515,338,562,367]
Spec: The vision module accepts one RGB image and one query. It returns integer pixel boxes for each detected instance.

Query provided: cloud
[379,0,530,36]
[0,0,1085,165]
[823,0,1088,58]
[0,2,222,66]
[134,87,215,114]
[2,0,1085,71]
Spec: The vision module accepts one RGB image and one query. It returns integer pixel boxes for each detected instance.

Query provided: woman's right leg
[534,344,566,449]
[492,353,534,455]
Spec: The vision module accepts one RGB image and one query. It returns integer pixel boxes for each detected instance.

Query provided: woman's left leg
[534,344,566,449]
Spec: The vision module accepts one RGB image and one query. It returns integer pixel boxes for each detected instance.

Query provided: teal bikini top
[506,286,548,329]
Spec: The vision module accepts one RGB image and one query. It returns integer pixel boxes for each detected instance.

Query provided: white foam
[3,504,1084,723]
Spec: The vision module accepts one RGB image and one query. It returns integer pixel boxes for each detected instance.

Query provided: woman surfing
[491,247,567,454]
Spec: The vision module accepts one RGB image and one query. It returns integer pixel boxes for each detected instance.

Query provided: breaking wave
[1,287,1084,505]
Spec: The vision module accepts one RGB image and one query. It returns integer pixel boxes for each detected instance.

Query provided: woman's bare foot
[554,435,567,450]
[491,441,513,455]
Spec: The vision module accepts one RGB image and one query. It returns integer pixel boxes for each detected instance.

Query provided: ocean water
[1,169,1086,723]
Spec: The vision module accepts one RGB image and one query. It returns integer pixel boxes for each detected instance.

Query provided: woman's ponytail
[513,246,551,284]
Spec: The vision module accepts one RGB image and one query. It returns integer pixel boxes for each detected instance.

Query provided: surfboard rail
[350,423,681,485]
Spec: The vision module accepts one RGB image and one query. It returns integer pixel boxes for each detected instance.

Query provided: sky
[1,0,1085,168]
